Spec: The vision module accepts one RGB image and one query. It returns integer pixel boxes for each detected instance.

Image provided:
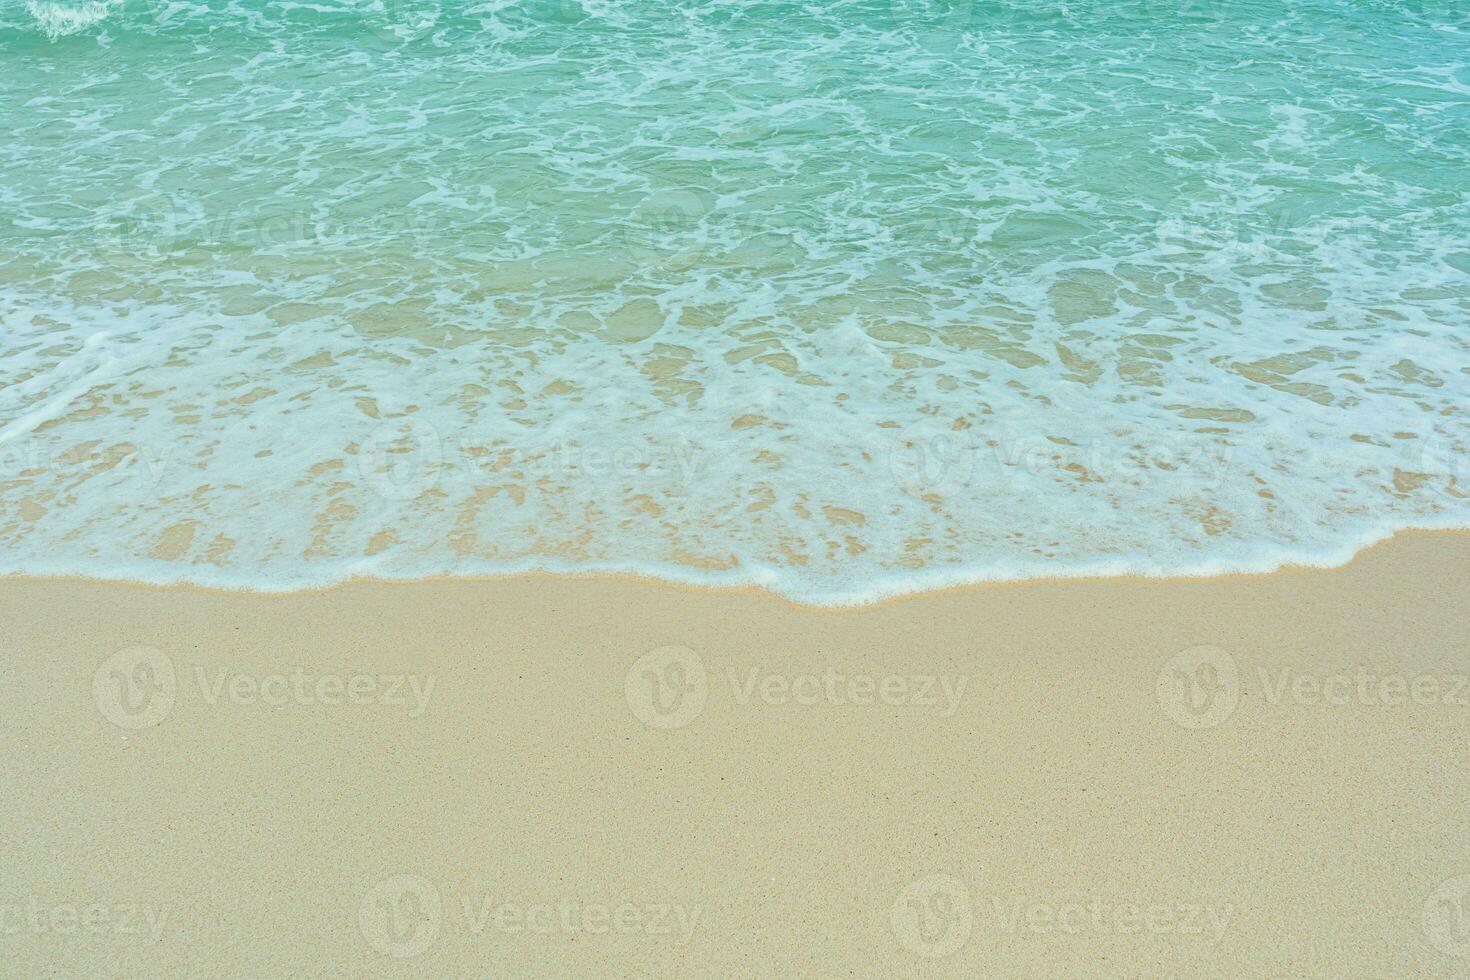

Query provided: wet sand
[1,529,1467,975]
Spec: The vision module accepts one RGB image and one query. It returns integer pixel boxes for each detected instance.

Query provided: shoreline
[3,526,1468,973]
[4,524,1468,611]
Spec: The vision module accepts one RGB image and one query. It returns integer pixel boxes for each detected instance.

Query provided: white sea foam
[2,0,1468,603]
[23,0,120,38]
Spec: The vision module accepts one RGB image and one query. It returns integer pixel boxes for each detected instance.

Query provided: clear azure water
[1,0,1468,603]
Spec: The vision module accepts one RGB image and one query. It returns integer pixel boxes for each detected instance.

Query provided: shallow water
[2,0,1468,602]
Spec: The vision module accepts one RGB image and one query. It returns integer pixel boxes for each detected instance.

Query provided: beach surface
[2,528,1468,975]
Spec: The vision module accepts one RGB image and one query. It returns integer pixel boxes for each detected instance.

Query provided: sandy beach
[8,2,1469,976]
[1,528,1466,975]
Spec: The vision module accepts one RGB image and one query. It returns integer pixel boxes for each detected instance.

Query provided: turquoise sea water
[1,0,1468,601]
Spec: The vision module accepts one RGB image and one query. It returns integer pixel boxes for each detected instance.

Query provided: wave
[3,0,1468,605]
[23,0,122,38]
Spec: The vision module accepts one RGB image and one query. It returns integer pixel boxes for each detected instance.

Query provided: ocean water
[1,0,1468,603]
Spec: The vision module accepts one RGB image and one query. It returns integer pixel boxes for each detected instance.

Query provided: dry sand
[2,529,1468,975]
